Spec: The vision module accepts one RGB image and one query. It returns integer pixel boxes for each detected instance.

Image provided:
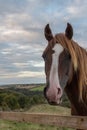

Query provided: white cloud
[0,26,40,43]
[18,71,44,78]
[66,0,87,18]
[67,6,79,15]
[0,0,87,84]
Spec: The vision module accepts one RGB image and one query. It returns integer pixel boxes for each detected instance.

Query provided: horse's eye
[52,50,55,54]
[42,53,47,61]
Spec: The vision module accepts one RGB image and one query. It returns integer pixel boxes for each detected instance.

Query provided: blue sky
[0,0,87,85]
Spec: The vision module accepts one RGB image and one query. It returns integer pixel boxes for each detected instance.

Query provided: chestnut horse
[42,23,87,120]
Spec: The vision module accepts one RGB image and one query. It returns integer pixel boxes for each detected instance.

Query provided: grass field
[27,104,71,115]
[30,85,44,91]
[0,119,74,130]
[0,104,74,130]
[0,85,73,130]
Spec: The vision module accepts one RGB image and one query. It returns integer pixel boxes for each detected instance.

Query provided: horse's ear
[65,23,73,40]
[44,24,53,41]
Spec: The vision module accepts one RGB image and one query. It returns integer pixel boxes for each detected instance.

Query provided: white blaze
[49,44,63,90]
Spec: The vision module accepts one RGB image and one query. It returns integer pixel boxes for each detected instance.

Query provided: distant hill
[0,83,45,89]
[0,84,70,111]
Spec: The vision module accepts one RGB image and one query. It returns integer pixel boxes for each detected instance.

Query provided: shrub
[3,94,20,110]
[18,95,28,108]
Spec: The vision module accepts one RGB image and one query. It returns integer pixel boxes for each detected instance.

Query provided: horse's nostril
[44,87,48,98]
[44,82,49,98]
[44,87,46,97]
[57,88,61,94]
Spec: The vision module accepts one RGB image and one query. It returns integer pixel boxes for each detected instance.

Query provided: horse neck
[65,73,87,116]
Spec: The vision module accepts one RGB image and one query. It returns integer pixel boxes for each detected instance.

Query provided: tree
[18,95,28,108]
[4,94,20,110]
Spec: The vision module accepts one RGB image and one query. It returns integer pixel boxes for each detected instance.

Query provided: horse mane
[54,33,87,101]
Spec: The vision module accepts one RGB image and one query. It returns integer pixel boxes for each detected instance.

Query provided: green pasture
[30,85,44,91]
[27,104,71,115]
[0,119,74,130]
[0,85,73,129]
[0,104,74,130]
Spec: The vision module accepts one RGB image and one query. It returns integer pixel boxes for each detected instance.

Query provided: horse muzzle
[44,83,63,105]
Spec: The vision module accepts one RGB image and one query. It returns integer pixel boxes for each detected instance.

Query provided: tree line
[0,86,70,111]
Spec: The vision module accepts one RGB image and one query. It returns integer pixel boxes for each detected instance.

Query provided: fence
[0,112,87,129]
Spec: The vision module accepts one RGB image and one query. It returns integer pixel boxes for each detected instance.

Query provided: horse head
[42,23,74,105]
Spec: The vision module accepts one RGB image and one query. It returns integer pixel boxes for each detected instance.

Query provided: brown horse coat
[43,23,87,117]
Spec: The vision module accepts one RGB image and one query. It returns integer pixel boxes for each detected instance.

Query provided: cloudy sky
[0,0,87,85]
